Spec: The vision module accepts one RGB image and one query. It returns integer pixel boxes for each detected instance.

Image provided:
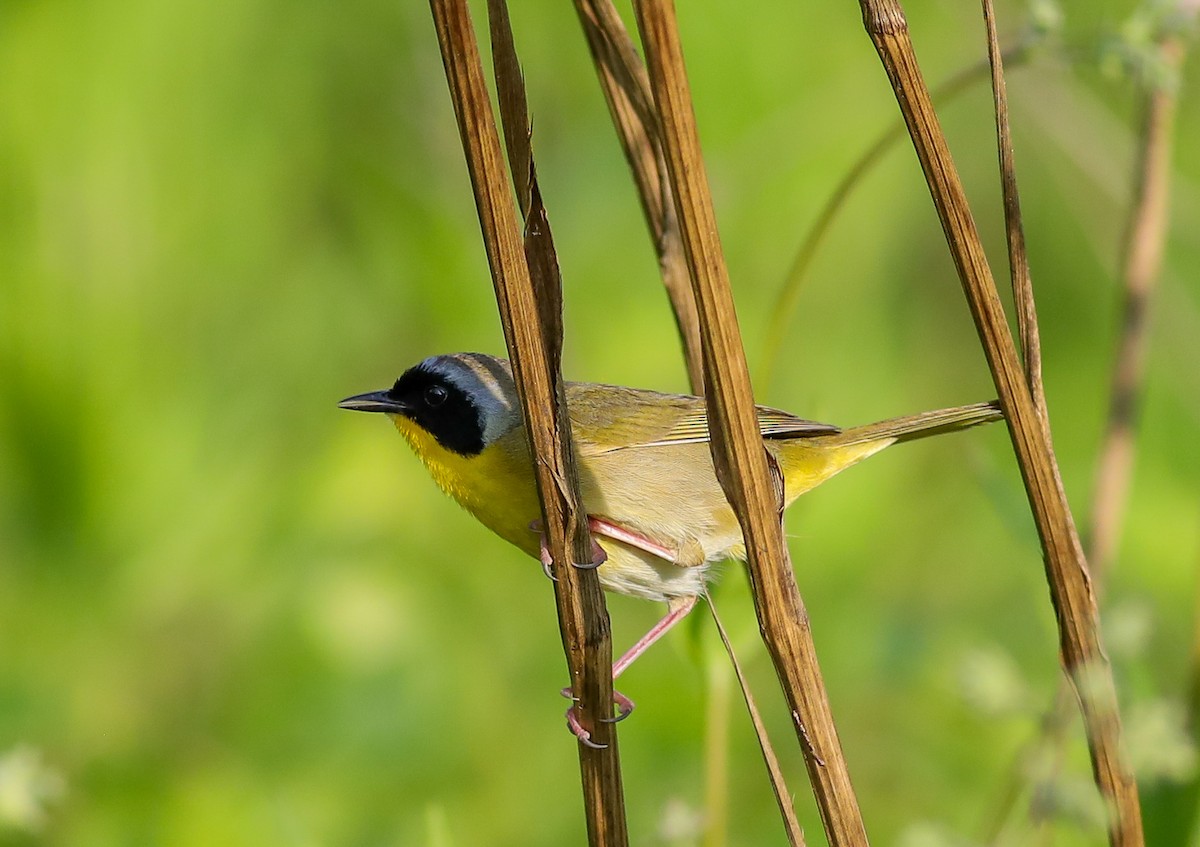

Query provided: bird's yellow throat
[387,412,539,553]
[388,413,479,505]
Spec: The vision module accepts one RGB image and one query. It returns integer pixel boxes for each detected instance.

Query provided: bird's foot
[533,522,607,580]
[562,687,635,747]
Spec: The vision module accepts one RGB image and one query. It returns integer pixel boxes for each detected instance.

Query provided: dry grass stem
[981,2,1045,420]
[574,1,803,830]
[487,0,531,213]
[706,596,806,846]
[1088,19,1192,578]
[428,1,628,842]
[855,1,1142,843]
[573,0,704,393]
[633,0,869,843]
[487,0,567,358]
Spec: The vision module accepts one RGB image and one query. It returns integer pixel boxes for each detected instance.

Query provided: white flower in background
[0,745,65,832]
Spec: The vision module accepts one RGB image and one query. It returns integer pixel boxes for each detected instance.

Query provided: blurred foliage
[1,0,1198,844]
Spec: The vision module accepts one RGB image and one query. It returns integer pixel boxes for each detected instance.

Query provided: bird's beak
[338,390,409,414]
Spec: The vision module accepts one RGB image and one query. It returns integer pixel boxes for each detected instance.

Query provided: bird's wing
[568,382,839,456]
[660,405,840,445]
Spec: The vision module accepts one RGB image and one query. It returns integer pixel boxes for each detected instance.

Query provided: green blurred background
[1,0,1198,844]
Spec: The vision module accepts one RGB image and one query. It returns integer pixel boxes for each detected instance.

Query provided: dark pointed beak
[338,390,409,414]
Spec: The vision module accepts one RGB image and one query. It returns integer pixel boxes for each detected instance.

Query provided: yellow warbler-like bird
[341,353,1001,739]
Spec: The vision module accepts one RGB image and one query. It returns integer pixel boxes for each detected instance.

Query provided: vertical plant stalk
[572,2,804,835]
[979,3,1046,415]
[573,0,705,393]
[633,1,870,844]
[981,1,1044,418]
[427,1,629,844]
[854,1,1143,845]
[1097,9,1195,843]
[978,9,1080,843]
[1088,21,1192,577]
[707,597,807,846]
[978,4,1198,842]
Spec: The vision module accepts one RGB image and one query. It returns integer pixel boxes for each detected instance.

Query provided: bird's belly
[579,443,743,566]
[593,539,713,603]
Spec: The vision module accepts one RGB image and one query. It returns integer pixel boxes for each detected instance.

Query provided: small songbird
[341,353,1001,741]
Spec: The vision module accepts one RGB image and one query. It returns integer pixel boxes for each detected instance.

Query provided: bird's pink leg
[584,517,702,677]
[538,515,703,747]
[586,515,676,561]
[532,515,674,572]
[612,594,699,680]
[561,596,700,745]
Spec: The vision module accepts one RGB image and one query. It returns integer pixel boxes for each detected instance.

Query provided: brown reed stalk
[427,1,628,843]
[572,0,704,393]
[979,5,1088,838]
[632,1,870,844]
[855,1,1143,844]
[572,1,808,837]
[1088,9,1194,578]
[982,1,1044,420]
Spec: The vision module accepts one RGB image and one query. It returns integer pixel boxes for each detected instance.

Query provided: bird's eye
[424,385,448,407]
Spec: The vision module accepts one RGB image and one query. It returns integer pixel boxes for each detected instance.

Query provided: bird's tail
[780,400,1003,502]
[829,400,1003,447]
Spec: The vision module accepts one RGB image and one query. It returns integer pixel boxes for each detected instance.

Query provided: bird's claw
[566,707,608,749]
[601,690,635,723]
[539,538,557,582]
[536,526,606,580]
[563,687,634,744]
[574,540,607,570]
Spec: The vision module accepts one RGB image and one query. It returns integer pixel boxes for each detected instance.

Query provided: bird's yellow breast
[389,414,542,556]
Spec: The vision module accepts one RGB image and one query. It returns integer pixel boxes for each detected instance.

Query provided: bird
[341,352,1002,742]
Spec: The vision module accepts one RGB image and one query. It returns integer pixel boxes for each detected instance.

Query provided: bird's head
[340,353,521,457]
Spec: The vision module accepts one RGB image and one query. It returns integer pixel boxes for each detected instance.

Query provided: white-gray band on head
[420,353,520,446]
